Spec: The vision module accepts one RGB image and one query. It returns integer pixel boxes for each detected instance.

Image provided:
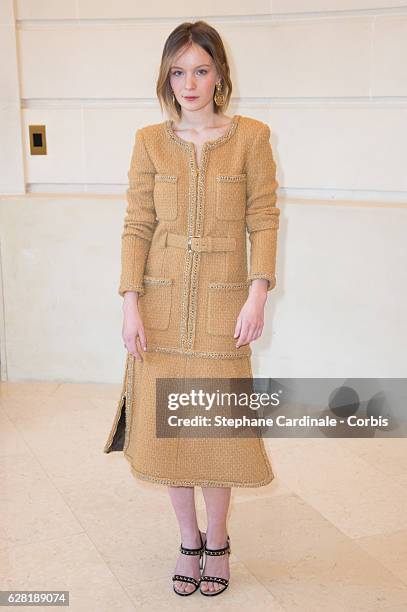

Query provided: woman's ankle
[206,525,228,547]
[179,526,202,547]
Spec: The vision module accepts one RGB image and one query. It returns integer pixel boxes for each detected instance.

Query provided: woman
[103,20,280,597]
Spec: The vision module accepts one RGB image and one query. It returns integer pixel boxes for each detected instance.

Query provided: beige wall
[0,1,406,381]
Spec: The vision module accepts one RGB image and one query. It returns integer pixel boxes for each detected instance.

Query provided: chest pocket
[215,174,247,221]
[138,275,174,330]
[154,175,178,221]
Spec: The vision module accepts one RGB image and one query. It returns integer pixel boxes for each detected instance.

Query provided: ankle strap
[180,543,204,555]
[204,536,230,556]
[180,531,204,556]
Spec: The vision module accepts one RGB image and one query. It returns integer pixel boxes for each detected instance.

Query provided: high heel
[199,534,231,596]
[172,530,206,596]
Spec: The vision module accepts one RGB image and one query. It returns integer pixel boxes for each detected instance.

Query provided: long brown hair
[156,21,232,120]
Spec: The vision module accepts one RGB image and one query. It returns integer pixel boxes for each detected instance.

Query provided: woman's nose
[185,76,196,88]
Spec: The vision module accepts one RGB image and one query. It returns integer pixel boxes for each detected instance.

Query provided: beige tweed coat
[103,114,280,488]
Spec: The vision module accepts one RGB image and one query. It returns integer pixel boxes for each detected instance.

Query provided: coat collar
[164,114,241,152]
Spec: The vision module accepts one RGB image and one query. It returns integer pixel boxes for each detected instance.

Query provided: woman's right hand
[122,292,147,361]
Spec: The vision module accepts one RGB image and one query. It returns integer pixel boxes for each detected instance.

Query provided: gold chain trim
[183,140,196,351]
[187,251,199,350]
[123,353,135,452]
[122,458,274,488]
[154,174,177,182]
[185,155,198,350]
[145,344,251,359]
[144,276,173,285]
[209,281,251,290]
[216,174,247,182]
[164,115,240,151]
[187,147,208,349]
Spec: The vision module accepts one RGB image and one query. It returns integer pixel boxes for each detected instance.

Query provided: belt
[165,231,236,253]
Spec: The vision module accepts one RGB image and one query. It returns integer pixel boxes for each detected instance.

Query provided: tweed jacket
[118,114,280,359]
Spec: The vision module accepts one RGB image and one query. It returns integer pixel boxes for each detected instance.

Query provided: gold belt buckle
[187,234,201,252]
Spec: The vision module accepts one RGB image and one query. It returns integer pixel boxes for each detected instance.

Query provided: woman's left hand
[234,279,268,347]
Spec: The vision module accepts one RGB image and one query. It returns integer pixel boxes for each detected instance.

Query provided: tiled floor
[1,381,407,611]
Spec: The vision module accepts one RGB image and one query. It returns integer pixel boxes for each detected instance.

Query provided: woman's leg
[200,486,231,593]
[168,485,203,594]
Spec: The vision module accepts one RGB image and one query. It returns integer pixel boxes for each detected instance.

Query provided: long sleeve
[118,128,157,297]
[245,123,280,291]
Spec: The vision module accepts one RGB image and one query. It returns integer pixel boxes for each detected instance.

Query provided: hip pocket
[215,174,247,221]
[154,175,178,221]
[138,275,174,330]
[207,280,251,336]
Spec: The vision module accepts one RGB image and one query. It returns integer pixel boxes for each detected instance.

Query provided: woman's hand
[234,279,268,348]
[122,292,147,361]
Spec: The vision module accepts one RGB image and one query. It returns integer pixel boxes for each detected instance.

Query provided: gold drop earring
[214,81,225,107]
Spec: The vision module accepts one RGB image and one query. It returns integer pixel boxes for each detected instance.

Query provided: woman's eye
[171,69,208,77]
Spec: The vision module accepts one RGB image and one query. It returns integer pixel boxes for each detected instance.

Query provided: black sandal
[172,530,206,596]
[199,535,231,596]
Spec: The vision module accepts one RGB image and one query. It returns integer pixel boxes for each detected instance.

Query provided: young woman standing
[104,20,280,598]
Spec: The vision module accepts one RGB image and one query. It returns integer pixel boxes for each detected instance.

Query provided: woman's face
[169,43,220,114]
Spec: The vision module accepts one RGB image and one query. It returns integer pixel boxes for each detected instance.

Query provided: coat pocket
[154,175,178,221]
[215,173,247,221]
[207,280,251,336]
[138,275,174,330]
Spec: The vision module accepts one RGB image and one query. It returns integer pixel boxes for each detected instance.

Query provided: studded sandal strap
[180,544,203,555]
[179,532,204,555]
[200,575,229,587]
[172,574,199,587]
[204,536,230,556]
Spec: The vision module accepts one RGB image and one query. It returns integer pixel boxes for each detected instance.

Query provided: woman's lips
[184,96,198,100]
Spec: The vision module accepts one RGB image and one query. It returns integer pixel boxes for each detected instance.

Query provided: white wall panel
[268,105,407,192]
[16,0,78,21]
[19,24,164,99]
[222,18,372,97]
[15,0,407,20]
[0,2,24,195]
[272,0,407,12]
[76,0,271,19]
[256,202,407,377]
[0,1,14,23]
[15,1,271,21]
[372,15,407,96]
[0,196,125,382]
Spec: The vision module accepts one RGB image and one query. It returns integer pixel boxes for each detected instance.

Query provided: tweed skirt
[103,350,274,488]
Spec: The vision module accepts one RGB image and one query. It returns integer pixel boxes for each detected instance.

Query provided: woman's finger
[234,317,242,339]
[236,322,250,347]
[138,326,147,351]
